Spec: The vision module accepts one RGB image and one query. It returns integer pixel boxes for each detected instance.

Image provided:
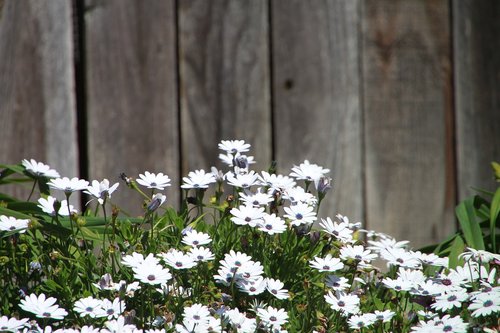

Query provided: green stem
[27,179,38,201]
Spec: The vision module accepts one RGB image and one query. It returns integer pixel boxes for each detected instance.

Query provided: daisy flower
[265,278,289,300]
[339,245,377,264]
[100,297,125,319]
[224,309,257,333]
[374,310,395,322]
[319,217,354,243]
[239,188,274,207]
[147,193,167,211]
[134,263,172,285]
[182,229,212,247]
[160,249,197,270]
[84,179,119,205]
[0,215,30,234]
[238,276,267,295]
[230,204,265,227]
[0,316,29,332]
[289,160,330,182]
[37,196,77,216]
[282,186,317,206]
[379,247,421,269]
[257,306,288,328]
[19,293,68,320]
[136,171,171,190]
[468,292,500,317]
[414,251,449,267]
[73,296,105,318]
[181,169,216,189]
[258,213,287,235]
[309,254,344,272]
[22,159,60,178]
[348,313,377,330]
[189,246,215,262]
[460,247,500,263]
[103,316,137,332]
[218,139,251,154]
[325,275,350,291]
[283,203,316,226]
[431,289,469,312]
[368,237,410,253]
[226,171,260,189]
[183,303,211,324]
[324,291,360,316]
[47,177,89,194]
[259,171,296,194]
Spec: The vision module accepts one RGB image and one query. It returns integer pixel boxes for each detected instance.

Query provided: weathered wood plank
[362,0,455,246]
[0,0,79,198]
[272,0,363,222]
[453,0,500,200]
[85,0,179,214]
[178,0,271,175]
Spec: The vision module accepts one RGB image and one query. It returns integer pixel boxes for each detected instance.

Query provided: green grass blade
[490,187,500,252]
[455,197,485,250]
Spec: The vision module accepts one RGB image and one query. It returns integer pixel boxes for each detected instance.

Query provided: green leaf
[455,197,485,250]
[492,161,500,181]
[0,206,34,220]
[489,187,500,252]
[448,235,465,269]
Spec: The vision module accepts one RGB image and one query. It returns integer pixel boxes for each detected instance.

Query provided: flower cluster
[0,140,498,333]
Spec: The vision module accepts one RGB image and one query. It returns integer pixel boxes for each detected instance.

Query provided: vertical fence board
[362,0,455,246]
[178,0,271,174]
[272,0,363,222]
[85,0,179,214]
[453,1,500,200]
[0,0,78,198]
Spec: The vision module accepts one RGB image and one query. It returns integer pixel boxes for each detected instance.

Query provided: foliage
[0,142,499,333]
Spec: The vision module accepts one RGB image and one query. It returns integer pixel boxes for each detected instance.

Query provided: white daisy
[226,171,260,189]
[73,296,105,318]
[0,215,30,233]
[181,169,216,189]
[230,204,265,227]
[218,139,251,154]
[283,203,316,226]
[100,297,125,319]
[348,313,377,329]
[259,172,296,194]
[239,188,274,207]
[19,293,68,320]
[431,289,469,312]
[309,254,344,272]
[257,306,288,328]
[47,177,89,194]
[189,246,215,262]
[265,278,289,300]
[325,275,350,291]
[22,159,60,178]
[134,263,172,285]
[136,171,171,190]
[258,213,287,235]
[84,179,119,205]
[37,196,77,216]
[182,230,212,247]
[0,315,29,332]
[289,160,330,182]
[160,249,197,270]
[324,291,360,316]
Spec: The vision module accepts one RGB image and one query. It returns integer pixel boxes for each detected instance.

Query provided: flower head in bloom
[374,310,395,322]
[379,247,421,269]
[258,213,287,235]
[103,316,137,333]
[0,315,29,332]
[224,309,257,333]
[133,262,172,285]
[230,204,265,227]
[348,313,377,330]
[160,249,197,270]
[289,160,330,182]
[37,196,77,216]
[84,179,119,205]
[100,297,125,319]
[310,254,344,272]
[22,159,60,178]
[181,169,216,189]
[189,246,215,262]
[324,291,360,316]
[48,177,89,194]
[0,215,30,234]
[283,203,316,226]
[468,292,500,317]
[460,247,500,263]
[282,186,317,206]
[431,289,469,312]
[19,293,68,320]
[121,252,159,269]
[259,172,296,194]
[325,275,350,291]
[319,217,354,243]
[136,171,171,190]
[257,306,288,329]
[265,278,289,300]
[239,188,274,207]
[411,314,468,333]
[73,296,105,318]
[218,139,251,154]
[339,245,377,267]
[182,230,212,247]
[226,171,260,189]
[182,303,211,325]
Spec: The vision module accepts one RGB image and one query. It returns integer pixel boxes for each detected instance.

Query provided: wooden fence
[1,0,499,247]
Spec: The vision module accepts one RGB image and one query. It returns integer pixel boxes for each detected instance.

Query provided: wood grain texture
[178,0,271,174]
[453,0,500,200]
[0,0,79,198]
[362,0,455,246]
[85,0,179,214]
[272,0,363,222]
